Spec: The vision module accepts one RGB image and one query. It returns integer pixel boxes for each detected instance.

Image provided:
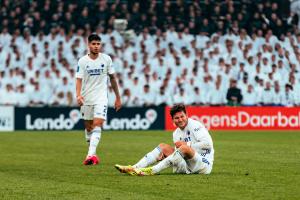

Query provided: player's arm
[76,78,84,106]
[173,131,186,148]
[190,127,212,151]
[75,59,84,106]
[109,73,122,111]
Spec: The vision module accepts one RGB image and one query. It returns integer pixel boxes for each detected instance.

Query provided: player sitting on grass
[115,104,214,175]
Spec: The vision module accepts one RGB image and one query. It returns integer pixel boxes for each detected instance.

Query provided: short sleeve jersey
[75,53,115,105]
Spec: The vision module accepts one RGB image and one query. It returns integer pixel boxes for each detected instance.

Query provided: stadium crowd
[0,0,299,107]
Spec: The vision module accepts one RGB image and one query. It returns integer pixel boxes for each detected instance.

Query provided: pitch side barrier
[13,106,164,131]
[0,106,14,131]
[165,106,300,130]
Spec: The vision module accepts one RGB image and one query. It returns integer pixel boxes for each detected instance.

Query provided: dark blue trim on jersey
[89,73,102,76]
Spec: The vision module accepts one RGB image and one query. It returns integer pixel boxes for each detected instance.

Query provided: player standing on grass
[76,34,122,165]
[115,104,214,175]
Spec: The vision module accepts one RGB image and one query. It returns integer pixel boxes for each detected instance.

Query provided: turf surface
[0,130,299,200]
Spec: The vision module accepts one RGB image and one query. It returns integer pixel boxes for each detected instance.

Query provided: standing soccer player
[76,34,121,165]
[115,104,214,175]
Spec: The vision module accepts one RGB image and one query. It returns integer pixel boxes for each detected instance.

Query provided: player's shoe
[83,155,99,165]
[135,167,155,176]
[114,164,138,175]
[91,155,100,165]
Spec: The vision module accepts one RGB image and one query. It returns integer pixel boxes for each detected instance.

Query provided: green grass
[0,130,299,200]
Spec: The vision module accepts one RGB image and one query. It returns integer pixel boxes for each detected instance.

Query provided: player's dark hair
[170,104,186,118]
[88,34,101,43]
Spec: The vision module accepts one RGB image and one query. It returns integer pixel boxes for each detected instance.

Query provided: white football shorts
[80,104,108,120]
[172,152,213,175]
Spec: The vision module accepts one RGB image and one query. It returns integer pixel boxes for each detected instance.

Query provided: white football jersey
[75,53,115,105]
[173,118,214,162]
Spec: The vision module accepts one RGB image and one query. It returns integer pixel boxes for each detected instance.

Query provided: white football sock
[87,127,101,156]
[152,149,184,174]
[133,146,161,168]
[85,129,92,142]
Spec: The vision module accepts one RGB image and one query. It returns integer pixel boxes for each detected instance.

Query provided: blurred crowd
[0,0,299,107]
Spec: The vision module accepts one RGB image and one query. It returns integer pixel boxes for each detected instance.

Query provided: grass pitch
[0,130,299,200]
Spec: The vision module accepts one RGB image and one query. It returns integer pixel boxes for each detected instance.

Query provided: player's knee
[159,143,174,157]
[86,125,93,132]
[178,145,195,159]
[93,120,104,128]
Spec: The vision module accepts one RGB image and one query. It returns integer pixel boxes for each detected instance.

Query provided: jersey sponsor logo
[26,109,81,130]
[87,68,105,76]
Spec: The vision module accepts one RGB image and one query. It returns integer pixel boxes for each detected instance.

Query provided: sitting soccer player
[115,104,214,175]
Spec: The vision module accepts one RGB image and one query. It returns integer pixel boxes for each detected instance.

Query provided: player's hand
[174,141,187,148]
[77,95,84,106]
[115,97,122,111]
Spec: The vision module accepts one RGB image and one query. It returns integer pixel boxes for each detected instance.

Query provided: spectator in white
[51,91,68,106]
[173,88,191,105]
[241,84,257,106]
[0,71,5,90]
[154,86,172,106]
[140,84,155,106]
[273,82,284,106]
[252,30,265,51]
[9,45,24,69]
[0,45,9,70]
[128,77,142,101]
[3,69,16,89]
[261,82,274,106]
[238,73,249,95]
[15,84,29,107]
[54,76,72,100]
[288,75,300,105]
[0,27,12,49]
[191,87,204,105]
[29,83,46,106]
[208,79,226,106]
[14,68,26,88]
[0,84,17,105]
[219,64,234,90]
[122,88,135,107]
[282,84,295,106]
[235,62,248,81]
[261,57,272,75]
[150,72,162,93]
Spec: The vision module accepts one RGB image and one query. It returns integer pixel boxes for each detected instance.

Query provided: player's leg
[137,145,195,175]
[86,117,104,165]
[84,120,93,143]
[178,145,212,174]
[83,120,96,165]
[82,104,106,165]
[133,143,174,168]
[81,105,96,165]
[115,143,174,174]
